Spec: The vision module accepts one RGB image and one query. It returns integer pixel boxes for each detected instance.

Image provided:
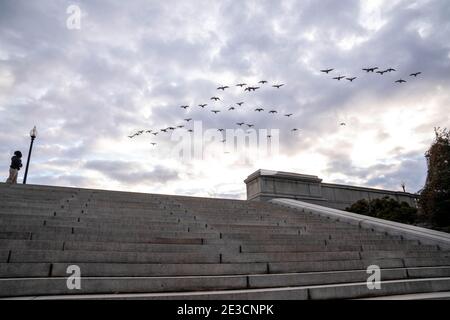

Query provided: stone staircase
[1,183,450,299]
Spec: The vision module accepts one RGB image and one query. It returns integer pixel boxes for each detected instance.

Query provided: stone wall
[244,169,418,210]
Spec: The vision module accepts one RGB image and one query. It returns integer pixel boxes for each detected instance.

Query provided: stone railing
[271,198,450,250]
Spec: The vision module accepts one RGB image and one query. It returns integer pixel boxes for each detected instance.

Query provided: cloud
[84,160,179,185]
[0,0,449,197]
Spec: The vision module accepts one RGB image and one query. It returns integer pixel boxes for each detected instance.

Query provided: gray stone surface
[1,182,450,299]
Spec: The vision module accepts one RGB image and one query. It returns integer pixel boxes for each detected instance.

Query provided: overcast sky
[1,0,449,199]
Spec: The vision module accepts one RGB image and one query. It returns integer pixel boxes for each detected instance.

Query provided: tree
[419,127,450,229]
[345,196,418,224]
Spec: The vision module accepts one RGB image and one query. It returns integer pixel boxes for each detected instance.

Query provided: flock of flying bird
[320,67,422,83]
[128,66,423,147]
[128,80,295,146]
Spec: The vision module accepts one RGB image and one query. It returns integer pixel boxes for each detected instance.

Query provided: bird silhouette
[267,135,272,138]
[245,86,260,92]
[161,128,168,132]
[217,129,225,132]
[187,129,193,133]
[395,79,407,83]
[285,113,293,117]
[246,124,255,128]
[211,97,220,101]
[236,83,247,87]
[184,118,192,122]
[320,69,334,74]
[272,84,284,88]
[145,130,152,133]
[362,67,378,72]
[150,142,157,146]
[221,139,226,143]
[152,132,159,136]
[211,110,220,114]
[180,105,189,109]
[291,128,298,132]
[217,86,229,90]
[259,80,268,84]
[376,70,387,75]
[236,122,245,126]
[137,130,144,134]
[128,135,135,138]
[236,102,244,106]
[346,77,357,82]
[268,110,278,114]
[228,107,235,111]
[168,127,176,130]
[255,108,264,112]
[340,122,346,126]
[410,72,421,77]
[333,76,345,80]
[198,104,207,108]
[177,125,184,128]
[385,68,396,72]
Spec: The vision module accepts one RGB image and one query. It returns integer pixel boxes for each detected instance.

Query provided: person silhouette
[6,151,23,184]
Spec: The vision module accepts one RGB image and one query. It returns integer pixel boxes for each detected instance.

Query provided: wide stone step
[7,277,450,300]
[51,262,269,277]
[221,233,400,241]
[30,232,205,244]
[360,250,450,260]
[268,258,405,273]
[9,250,220,264]
[205,238,420,246]
[4,266,450,298]
[240,244,437,253]
[0,275,248,298]
[222,251,361,263]
[0,239,238,253]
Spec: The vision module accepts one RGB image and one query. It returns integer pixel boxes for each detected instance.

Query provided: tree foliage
[419,127,450,228]
[345,196,418,224]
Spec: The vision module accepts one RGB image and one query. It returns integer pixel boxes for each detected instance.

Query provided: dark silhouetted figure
[6,151,22,184]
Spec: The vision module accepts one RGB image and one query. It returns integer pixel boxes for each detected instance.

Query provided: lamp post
[23,126,37,185]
